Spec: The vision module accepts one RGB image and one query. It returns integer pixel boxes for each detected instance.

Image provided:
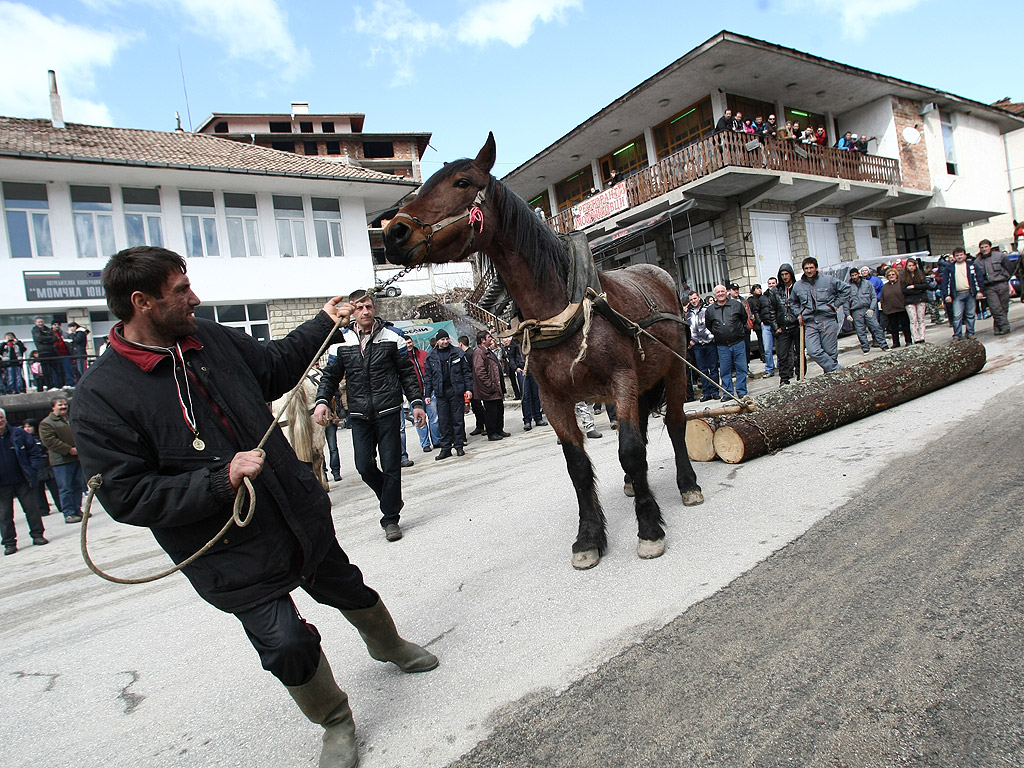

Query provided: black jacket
[425,344,470,398]
[760,284,800,332]
[71,314,343,613]
[31,324,56,356]
[704,298,748,345]
[315,319,423,420]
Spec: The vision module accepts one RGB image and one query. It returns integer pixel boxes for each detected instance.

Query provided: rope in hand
[80,306,351,585]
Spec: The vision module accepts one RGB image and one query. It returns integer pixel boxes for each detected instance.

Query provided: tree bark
[685,418,716,462]
[712,339,986,464]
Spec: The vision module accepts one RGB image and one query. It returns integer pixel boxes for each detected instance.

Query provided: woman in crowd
[880,267,913,347]
[901,258,930,343]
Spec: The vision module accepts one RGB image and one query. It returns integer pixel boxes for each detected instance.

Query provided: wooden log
[685,418,717,462]
[712,339,986,464]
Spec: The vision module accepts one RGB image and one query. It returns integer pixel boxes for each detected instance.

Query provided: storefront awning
[590,199,697,253]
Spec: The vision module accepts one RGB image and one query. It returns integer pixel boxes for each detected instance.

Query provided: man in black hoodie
[704,284,749,398]
[424,330,472,459]
[760,264,802,385]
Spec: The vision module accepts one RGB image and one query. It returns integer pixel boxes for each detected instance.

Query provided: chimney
[291,101,309,117]
[174,112,185,133]
[48,70,65,129]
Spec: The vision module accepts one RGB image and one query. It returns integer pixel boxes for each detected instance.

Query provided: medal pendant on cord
[192,436,206,452]
[172,342,205,453]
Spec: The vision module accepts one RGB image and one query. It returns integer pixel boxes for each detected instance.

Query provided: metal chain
[370,265,419,296]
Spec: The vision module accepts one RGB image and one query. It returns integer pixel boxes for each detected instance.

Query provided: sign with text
[24,270,106,302]
[570,184,630,229]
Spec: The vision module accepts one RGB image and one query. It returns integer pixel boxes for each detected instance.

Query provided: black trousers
[0,481,44,546]
[885,310,913,347]
[775,328,798,382]
[482,399,504,436]
[435,390,466,450]
[469,398,486,432]
[234,541,379,686]
[350,410,403,527]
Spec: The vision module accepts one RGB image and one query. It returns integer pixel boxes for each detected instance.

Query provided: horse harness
[389,188,487,262]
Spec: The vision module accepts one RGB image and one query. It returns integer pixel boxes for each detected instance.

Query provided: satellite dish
[902,126,922,145]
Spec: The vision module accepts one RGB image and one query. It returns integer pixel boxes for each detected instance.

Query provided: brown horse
[384,134,703,569]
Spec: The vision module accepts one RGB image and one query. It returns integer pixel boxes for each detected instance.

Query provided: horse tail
[284,382,314,463]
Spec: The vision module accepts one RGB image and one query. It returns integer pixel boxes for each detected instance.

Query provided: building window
[303,141,319,156]
[321,121,335,133]
[555,166,595,212]
[299,121,314,133]
[363,141,394,159]
[325,141,341,155]
[2,181,53,258]
[123,187,164,248]
[194,303,270,342]
[269,121,291,133]
[70,185,116,259]
[940,110,957,175]
[180,190,219,258]
[599,135,648,184]
[652,97,715,159]
[273,195,308,258]
[214,121,229,133]
[223,192,261,258]
[726,94,777,126]
[312,197,344,258]
[894,223,930,254]
[784,107,827,136]
[527,190,552,219]
[271,140,295,153]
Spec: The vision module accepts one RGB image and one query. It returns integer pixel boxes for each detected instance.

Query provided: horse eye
[454,178,471,189]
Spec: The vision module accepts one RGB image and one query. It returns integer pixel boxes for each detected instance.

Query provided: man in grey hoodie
[789,257,852,373]
[848,269,889,353]
[975,239,1014,335]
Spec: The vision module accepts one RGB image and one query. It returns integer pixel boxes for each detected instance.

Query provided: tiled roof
[992,98,1024,116]
[0,117,413,184]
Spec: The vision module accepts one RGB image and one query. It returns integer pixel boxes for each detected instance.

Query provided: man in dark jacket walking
[704,284,749,398]
[760,264,802,385]
[73,247,436,768]
[424,330,472,459]
[313,291,426,542]
[0,407,46,555]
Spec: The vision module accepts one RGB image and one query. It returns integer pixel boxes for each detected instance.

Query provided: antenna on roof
[177,44,193,132]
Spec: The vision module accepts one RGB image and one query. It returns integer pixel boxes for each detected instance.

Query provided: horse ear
[474,132,496,173]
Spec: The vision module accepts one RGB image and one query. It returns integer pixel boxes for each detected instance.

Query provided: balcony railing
[547,131,902,234]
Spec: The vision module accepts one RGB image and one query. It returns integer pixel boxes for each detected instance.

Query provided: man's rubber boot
[342,600,439,673]
[286,653,359,768]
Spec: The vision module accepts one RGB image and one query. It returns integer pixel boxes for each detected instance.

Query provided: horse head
[384,132,497,266]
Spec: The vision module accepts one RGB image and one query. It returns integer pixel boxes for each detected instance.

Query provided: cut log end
[712,425,747,464]
[685,418,717,462]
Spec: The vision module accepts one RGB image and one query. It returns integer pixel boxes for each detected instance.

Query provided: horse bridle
[390,188,487,261]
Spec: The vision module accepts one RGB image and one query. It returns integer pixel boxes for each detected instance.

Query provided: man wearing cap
[424,330,472,459]
[314,291,426,542]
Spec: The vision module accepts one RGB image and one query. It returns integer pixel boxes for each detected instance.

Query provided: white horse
[272,370,329,491]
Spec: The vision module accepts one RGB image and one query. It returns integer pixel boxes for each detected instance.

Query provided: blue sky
[1,0,1017,179]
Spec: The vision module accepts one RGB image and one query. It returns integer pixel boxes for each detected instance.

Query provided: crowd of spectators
[714,109,873,153]
[0,320,98,394]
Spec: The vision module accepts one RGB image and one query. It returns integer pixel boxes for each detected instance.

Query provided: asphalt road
[449,381,1024,768]
[0,310,1021,768]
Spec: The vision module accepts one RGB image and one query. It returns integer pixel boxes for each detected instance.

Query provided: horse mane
[490,177,570,286]
[283,378,316,463]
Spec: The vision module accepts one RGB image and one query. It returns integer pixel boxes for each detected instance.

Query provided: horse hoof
[637,538,665,559]
[571,550,601,570]
[623,480,635,497]
[682,490,705,506]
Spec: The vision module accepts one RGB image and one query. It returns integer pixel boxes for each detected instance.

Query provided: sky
[0,0,1018,179]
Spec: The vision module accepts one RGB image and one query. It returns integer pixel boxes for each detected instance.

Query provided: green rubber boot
[286,653,358,768]
[342,600,439,673]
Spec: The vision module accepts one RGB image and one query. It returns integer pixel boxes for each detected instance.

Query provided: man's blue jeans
[693,343,719,396]
[760,323,775,374]
[52,461,84,519]
[416,398,441,449]
[351,411,404,528]
[716,340,748,397]
[4,365,24,394]
[518,371,543,424]
[950,292,976,338]
[324,423,340,478]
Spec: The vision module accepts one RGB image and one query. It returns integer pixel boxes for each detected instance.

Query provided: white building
[0,115,416,352]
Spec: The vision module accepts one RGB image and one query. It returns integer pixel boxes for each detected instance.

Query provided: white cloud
[456,0,582,47]
[352,0,582,85]
[354,1,445,87]
[0,2,132,123]
[779,0,925,38]
[173,0,311,74]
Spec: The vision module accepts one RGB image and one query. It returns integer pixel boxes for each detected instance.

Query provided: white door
[853,219,884,260]
[805,216,841,270]
[750,211,793,285]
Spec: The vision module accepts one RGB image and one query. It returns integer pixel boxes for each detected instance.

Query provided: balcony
[547,131,903,234]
